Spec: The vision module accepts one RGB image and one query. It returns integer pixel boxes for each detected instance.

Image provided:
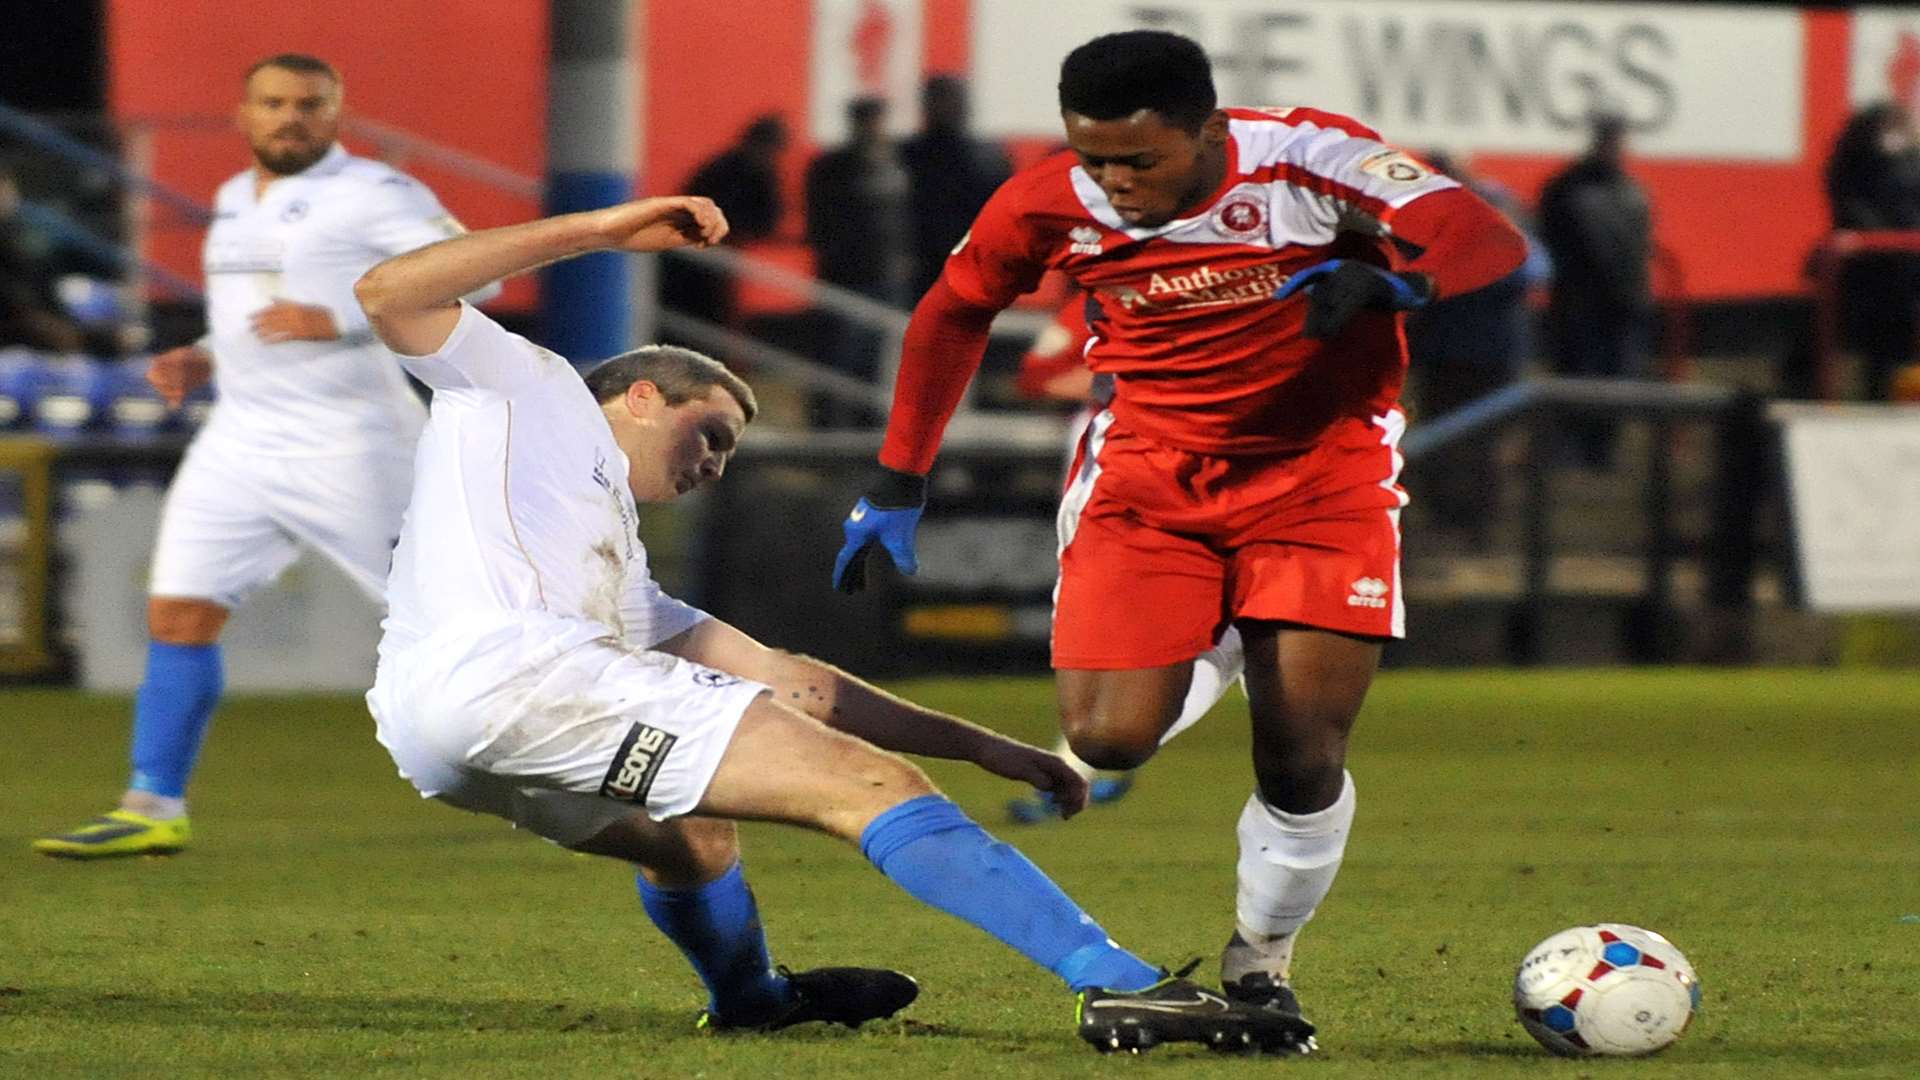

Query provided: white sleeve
[393,301,565,397]
[619,572,709,649]
[358,173,470,256]
[1288,131,1460,238]
[330,176,500,341]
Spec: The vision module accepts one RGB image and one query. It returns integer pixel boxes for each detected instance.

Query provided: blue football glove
[832,469,928,594]
[1273,259,1434,340]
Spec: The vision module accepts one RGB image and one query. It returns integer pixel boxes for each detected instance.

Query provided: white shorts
[149,433,414,607]
[369,612,767,846]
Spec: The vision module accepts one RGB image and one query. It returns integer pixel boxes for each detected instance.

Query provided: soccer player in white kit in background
[34,54,496,858]
[347,195,1311,1051]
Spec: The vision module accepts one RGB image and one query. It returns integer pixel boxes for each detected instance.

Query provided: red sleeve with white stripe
[1253,108,1525,299]
[1254,108,1459,235]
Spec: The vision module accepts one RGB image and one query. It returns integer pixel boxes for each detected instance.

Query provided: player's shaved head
[238,54,342,177]
[244,53,341,91]
[585,345,758,423]
[1059,30,1216,132]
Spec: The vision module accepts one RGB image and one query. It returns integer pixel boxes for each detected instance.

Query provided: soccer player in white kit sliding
[33,54,495,858]
[348,195,1312,1052]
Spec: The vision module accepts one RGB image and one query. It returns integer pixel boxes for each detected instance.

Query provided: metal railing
[1405,376,1766,664]
[7,105,945,422]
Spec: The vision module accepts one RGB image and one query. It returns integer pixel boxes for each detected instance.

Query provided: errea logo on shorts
[1347,577,1390,609]
[600,722,678,804]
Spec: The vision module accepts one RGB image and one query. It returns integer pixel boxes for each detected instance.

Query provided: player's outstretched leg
[861,795,1307,1053]
[33,628,224,859]
[1008,628,1245,824]
[702,701,1300,1053]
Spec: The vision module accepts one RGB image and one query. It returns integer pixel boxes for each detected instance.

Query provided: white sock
[121,790,187,820]
[1160,625,1245,746]
[1049,736,1100,782]
[1051,626,1245,776]
[1228,771,1357,977]
[1223,926,1301,985]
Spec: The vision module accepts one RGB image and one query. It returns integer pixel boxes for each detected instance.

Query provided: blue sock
[127,641,224,800]
[860,794,1160,992]
[638,862,792,1022]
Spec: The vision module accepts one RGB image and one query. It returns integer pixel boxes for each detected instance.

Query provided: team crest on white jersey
[280,199,310,223]
[1211,196,1266,238]
[1069,226,1105,255]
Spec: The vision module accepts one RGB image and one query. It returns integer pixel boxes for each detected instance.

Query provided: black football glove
[1273,259,1434,340]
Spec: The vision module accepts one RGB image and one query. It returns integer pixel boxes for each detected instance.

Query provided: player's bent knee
[568,811,742,885]
[147,596,229,645]
[1061,723,1160,772]
[842,750,937,810]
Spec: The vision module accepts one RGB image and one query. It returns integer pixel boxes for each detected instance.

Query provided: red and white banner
[811,0,927,141]
[1851,8,1920,111]
[972,0,1803,161]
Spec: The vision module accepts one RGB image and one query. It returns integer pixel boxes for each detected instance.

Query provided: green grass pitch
[3,669,1918,1078]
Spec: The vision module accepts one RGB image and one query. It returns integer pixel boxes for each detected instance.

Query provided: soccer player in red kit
[834,30,1526,1046]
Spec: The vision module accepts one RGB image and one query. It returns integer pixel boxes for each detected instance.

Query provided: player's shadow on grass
[0,988,996,1042]
[1426,1037,1914,1069]
[0,988,681,1035]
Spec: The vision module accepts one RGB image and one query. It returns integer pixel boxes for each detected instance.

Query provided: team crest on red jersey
[1213,196,1266,238]
[1359,149,1433,184]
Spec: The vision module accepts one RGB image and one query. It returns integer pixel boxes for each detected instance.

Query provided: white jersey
[200,143,471,456]
[367,303,753,837]
[377,302,700,671]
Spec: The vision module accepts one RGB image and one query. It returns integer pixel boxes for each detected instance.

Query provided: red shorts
[1052,409,1407,670]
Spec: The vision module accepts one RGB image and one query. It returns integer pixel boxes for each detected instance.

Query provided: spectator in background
[1405,151,1550,547]
[900,76,1011,302]
[1538,114,1654,467]
[1823,102,1920,401]
[661,115,791,328]
[0,164,87,352]
[805,97,909,425]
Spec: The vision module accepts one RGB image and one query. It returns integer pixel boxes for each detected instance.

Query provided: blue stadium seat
[104,359,175,436]
[29,355,115,437]
[0,348,42,432]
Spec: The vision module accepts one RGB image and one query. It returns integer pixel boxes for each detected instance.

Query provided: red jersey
[943,107,1461,457]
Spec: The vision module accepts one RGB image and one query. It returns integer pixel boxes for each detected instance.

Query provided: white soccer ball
[1513,923,1701,1057]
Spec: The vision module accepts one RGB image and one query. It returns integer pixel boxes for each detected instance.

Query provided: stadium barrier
[1405,378,1767,665]
[0,375,1835,683]
[690,378,1774,674]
